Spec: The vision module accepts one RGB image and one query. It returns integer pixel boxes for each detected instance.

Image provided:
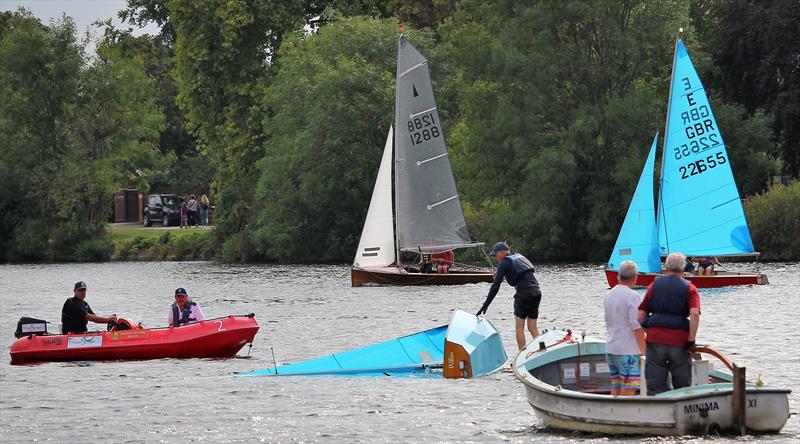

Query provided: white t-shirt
[603,284,642,355]
[168,302,205,326]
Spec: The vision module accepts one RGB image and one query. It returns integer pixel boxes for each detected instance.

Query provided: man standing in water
[603,260,646,396]
[638,252,701,395]
[61,281,117,334]
[477,242,542,350]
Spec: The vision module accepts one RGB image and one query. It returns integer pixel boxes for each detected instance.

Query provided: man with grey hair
[638,253,701,395]
[604,260,646,396]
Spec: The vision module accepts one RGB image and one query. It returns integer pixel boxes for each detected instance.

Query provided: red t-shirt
[639,281,701,347]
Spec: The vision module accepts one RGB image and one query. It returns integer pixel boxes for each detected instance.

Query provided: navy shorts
[514,287,541,319]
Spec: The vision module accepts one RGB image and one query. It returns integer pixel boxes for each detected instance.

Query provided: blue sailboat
[237,310,508,378]
[605,39,767,288]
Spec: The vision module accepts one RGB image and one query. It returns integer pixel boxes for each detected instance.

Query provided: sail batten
[657,39,754,257]
[394,35,473,253]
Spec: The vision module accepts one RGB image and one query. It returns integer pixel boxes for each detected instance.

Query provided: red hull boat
[10,314,259,364]
[604,269,768,289]
[351,267,494,287]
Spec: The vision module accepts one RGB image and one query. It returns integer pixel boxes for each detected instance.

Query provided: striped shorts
[606,353,641,390]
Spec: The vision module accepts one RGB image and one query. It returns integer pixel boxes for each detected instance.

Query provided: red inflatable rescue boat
[10,314,259,364]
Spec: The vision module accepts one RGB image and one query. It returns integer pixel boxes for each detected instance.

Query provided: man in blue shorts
[603,260,645,396]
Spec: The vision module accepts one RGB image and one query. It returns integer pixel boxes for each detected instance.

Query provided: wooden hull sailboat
[350,36,493,287]
[605,39,767,289]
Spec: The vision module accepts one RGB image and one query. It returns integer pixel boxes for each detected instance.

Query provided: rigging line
[410,107,437,118]
[417,152,448,166]
[663,215,749,246]
[426,195,458,210]
[661,182,736,211]
[710,197,739,210]
[398,61,427,78]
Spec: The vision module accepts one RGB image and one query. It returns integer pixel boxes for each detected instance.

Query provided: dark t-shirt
[61,296,95,334]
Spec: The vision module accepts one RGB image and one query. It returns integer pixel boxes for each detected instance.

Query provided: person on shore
[187,194,199,227]
[200,194,210,226]
[168,288,205,326]
[603,260,646,396]
[638,252,701,395]
[180,201,188,229]
[61,281,117,334]
[477,242,542,350]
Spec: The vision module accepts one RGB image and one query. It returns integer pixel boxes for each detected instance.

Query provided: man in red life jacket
[637,252,701,395]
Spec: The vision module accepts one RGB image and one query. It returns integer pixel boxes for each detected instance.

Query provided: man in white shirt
[603,260,646,396]
[168,287,205,326]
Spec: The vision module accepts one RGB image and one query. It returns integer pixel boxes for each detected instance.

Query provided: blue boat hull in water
[239,310,507,378]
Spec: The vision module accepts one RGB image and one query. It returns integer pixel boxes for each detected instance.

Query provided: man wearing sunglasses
[168,287,205,326]
[61,281,117,334]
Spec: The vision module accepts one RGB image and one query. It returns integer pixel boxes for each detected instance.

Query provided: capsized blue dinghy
[238,310,507,378]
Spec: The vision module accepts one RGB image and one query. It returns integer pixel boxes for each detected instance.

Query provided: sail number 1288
[407,113,441,145]
[679,152,726,180]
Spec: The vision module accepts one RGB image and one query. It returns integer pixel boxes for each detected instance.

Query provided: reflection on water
[0,261,798,442]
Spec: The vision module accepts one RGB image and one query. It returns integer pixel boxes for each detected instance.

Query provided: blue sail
[607,133,661,273]
[238,326,448,377]
[657,39,754,256]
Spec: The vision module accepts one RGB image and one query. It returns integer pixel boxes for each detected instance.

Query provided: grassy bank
[106,227,219,261]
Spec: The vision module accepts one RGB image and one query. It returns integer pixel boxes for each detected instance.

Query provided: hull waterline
[351,267,493,287]
[604,269,767,289]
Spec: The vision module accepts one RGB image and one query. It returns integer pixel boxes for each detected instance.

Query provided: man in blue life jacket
[168,288,205,326]
[61,281,117,334]
[477,242,542,350]
[637,252,701,395]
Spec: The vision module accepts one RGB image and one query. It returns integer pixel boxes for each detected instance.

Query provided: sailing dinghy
[606,39,767,288]
[351,36,493,287]
[238,310,507,378]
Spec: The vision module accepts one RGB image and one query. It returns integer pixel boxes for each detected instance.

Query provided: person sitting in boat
[419,253,434,273]
[432,250,454,274]
[477,242,542,350]
[695,256,717,276]
[603,260,645,396]
[169,288,205,327]
[683,256,696,275]
[61,281,117,334]
[637,253,701,395]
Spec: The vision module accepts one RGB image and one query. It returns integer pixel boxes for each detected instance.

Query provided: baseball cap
[174,287,188,296]
[74,281,87,291]
[489,242,509,255]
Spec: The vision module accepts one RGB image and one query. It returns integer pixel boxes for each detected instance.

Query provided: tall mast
[658,36,680,256]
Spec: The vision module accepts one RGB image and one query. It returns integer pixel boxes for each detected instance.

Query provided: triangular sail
[657,39,754,256]
[607,133,661,273]
[394,35,475,253]
[353,127,396,268]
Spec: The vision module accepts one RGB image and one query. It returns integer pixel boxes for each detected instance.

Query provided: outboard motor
[15,317,49,338]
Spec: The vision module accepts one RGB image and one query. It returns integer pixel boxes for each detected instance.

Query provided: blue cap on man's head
[175,287,188,296]
[489,242,509,255]
[74,281,87,291]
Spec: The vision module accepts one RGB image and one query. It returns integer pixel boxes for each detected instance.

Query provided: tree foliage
[0,10,164,261]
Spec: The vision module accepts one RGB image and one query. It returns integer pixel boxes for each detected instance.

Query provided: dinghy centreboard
[238,311,507,378]
[606,39,767,288]
[351,35,494,287]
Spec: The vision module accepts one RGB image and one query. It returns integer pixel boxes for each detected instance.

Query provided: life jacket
[642,275,690,330]
[421,253,432,264]
[505,253,535,286]
[171,301,197,326]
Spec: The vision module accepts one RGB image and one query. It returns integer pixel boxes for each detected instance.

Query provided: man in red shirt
[637,252,701,395]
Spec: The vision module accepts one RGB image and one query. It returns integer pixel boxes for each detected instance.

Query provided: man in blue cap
[168,287,205,326]
[61,281,117,334]
[477,242,542,350]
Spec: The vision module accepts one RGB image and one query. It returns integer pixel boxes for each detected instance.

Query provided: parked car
[143,194,184,227]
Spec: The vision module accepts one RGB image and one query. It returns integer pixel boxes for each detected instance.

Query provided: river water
[0,261,797,443]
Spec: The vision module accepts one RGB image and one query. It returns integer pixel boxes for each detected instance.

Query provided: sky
[1,0,161,52]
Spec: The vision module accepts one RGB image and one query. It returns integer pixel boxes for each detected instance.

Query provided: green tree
[252,16,435,261]
[166,0,305,245]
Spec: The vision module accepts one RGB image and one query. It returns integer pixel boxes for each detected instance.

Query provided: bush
[744,182,800,260]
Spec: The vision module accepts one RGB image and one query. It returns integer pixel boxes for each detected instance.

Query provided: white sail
[353,127,396,268]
